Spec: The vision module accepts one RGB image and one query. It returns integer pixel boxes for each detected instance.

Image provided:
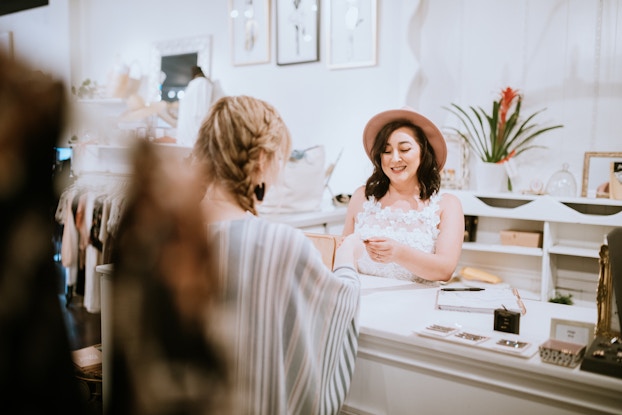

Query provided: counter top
[345,275,622,414]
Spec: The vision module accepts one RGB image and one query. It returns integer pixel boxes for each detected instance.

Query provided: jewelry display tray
[580,335,622,379]
[416,322,538,359]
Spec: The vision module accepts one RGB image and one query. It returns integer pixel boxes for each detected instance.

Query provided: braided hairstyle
[192,95,292,215]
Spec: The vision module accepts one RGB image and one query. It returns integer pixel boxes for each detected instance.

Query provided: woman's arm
[364,193,464,281]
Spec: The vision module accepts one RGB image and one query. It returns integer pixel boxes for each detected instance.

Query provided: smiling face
[380,126,422,186]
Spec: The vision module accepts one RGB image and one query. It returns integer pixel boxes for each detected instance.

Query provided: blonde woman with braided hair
[191,95,363,415]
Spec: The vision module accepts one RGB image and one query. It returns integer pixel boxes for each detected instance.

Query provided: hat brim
[362,108,447,170]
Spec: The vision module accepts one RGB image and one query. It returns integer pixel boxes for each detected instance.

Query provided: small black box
[494,308,520,334]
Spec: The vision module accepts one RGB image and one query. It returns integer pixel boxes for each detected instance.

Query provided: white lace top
[355,193,442,283]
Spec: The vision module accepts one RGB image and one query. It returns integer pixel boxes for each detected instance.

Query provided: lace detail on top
[355,193,441,284]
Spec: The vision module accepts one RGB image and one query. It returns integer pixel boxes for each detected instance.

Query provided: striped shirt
[208,216,360,415]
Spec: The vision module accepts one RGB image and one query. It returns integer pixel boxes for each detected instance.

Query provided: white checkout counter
[342,275,622,415]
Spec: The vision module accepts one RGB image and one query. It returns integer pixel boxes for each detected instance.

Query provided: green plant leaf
[444,88,563,163]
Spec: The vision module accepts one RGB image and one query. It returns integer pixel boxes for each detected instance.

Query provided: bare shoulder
[342,185,367,236]
[347,186,367,209]
[438,192,464,215]
[350,186,366,202]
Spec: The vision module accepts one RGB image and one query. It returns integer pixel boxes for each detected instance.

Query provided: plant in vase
[444,87,563,191]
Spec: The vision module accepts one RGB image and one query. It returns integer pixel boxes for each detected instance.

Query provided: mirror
[581,152,622,198]
[149,35,213,103]
[596,239,621,338]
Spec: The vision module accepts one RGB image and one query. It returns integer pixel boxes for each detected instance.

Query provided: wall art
[229,0,271,66]
[276,0,319,65]
[327,0,377,69]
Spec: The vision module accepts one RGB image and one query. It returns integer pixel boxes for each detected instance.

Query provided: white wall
[1,0,620,197]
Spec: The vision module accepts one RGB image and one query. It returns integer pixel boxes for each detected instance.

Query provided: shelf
[448,190,622,225]
[76,98,125,105]
[462,242,542,257]
[446,190,619,308]
[548,244,601,259]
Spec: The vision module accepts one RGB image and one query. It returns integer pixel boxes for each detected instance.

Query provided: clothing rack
[55,172,129,313]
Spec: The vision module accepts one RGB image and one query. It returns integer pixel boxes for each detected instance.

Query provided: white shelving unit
[445,190,622,307]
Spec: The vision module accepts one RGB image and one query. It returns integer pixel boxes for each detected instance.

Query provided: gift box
[500,230,542,248]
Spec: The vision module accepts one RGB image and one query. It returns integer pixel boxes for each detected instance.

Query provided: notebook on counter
[435,287,526,315]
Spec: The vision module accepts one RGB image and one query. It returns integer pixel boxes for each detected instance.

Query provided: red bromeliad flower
[445,86,563,163]
[498,87,520,139]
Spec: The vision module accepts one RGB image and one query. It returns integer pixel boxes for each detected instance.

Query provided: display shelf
[445,190,622,306]
[462,241,543,256]
[548,244,601,258]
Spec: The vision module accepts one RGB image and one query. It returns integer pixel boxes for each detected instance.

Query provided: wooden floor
[57,275,103,414]
[60,293,102,351]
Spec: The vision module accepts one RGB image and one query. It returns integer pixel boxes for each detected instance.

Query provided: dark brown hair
[364,120,441,200]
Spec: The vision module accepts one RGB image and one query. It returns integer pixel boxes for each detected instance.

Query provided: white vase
[472,161,508,192]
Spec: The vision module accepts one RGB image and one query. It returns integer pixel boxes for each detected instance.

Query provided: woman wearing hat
[342,108,464,283]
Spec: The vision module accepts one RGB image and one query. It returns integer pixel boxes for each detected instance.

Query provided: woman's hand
[334,233,365,269]
[363,237,400,263]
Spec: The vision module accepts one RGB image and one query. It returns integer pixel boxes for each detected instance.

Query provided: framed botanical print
[229,0,271,66]
[326,0,377,69]
[276,0,320,65]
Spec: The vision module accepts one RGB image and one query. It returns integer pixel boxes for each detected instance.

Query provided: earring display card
[416,323,538,358]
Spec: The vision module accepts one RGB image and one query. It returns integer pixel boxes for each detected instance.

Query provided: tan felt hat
[362,107,447,170]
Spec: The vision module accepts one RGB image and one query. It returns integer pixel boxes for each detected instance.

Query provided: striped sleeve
[209,218,360,415]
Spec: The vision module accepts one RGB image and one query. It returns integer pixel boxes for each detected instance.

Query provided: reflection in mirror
[149,35,212,103]
[581,152,622,198]
[161,52,197,102]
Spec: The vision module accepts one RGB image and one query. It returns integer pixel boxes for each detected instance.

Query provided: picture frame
[581,151,622,198]
[440,132,469,190]
[276,0,320,65]
[326,0,377,69]
[549,318,595,346]
[229,0,271,66]
[596,243,621,338]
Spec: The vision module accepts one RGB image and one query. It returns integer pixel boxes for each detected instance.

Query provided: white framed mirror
[149,35,213,103]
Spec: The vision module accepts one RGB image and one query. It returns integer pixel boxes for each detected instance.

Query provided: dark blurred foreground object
[580,228,622,379]
[107,141,232,415]
[0,53,88,412]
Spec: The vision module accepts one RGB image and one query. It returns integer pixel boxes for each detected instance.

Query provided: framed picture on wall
[327,0,377,69]
[229,0,271,66]
[276,0,320,65]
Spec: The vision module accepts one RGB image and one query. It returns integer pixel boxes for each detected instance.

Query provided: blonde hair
[192,95,292,214]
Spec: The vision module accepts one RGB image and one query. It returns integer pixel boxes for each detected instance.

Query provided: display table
[342,275,622,415]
